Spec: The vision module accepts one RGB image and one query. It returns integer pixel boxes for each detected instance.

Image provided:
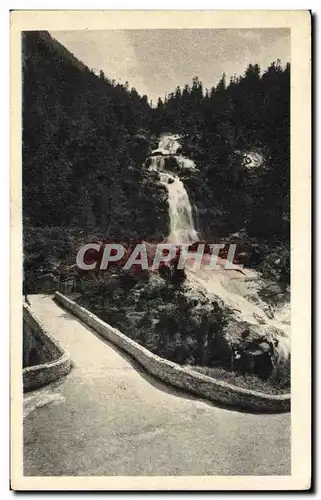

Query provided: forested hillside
[152,63,290,239]
[22,31,291,392]
[23,31,168,237]
[151,63,290,282]
[23,30,290,289]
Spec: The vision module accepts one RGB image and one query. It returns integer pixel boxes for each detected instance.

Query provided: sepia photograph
[10,10,311,491]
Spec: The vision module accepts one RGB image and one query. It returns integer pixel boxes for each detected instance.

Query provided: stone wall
[54,292,290,413]
[23,305,72,392]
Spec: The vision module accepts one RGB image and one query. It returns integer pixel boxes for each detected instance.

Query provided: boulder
[233,340,274,379]
[150,150,165,157]
[235,251,249,264]
[164,156,180,174]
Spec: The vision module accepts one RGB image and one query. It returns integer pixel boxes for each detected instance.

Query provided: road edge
[23,304,73,391]
[54,291,290,413]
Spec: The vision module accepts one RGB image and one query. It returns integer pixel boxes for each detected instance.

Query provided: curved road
[24,295,290,476]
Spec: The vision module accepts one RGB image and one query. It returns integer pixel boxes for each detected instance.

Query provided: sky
[50,29,290,105]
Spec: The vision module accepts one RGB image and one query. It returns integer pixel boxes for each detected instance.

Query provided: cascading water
[158,134,182,155]
[148,134,290,364]
[149,156,166,172]
[160,173,198,244]
[149,135,199,243]
[176,157,196,171]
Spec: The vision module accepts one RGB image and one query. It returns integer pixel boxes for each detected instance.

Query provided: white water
[161,173,198,244]
[158,134,182,155]
[176,156,196,170]
[149,156,166,172]
[149,137,198,243]
[149,134,290,363]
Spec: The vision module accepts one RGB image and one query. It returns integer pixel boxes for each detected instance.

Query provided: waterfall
[147,134,290,364]
[150,135,198,243]
[158,134,182,155]
[176,157,196,170]
[162,174,198,244]
[148,156,166,172]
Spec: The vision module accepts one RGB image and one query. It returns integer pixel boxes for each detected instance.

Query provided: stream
[147,134,290,364]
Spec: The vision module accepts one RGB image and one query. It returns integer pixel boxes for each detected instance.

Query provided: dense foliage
[23,31,290,284]
[23,31,169,239]
[22,32,290,392]
[151,65,290,281]
[77,273,232,368]
[76,271,290,393]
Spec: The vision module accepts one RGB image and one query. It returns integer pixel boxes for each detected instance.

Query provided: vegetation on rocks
[22,31,290,395]
[152,65,290,283]
[75,268,290,394]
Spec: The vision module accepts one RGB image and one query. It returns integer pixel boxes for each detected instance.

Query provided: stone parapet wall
[54,292,290,412]
[23,304,72,392]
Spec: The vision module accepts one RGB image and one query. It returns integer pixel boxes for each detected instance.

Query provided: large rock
[220,320,278,379]
[164,156,181,174]
[150,150,165,157]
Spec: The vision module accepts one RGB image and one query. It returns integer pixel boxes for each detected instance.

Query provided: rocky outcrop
[182,273,290,385]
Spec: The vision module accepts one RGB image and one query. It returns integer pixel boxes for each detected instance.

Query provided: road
[24,295,290,476]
